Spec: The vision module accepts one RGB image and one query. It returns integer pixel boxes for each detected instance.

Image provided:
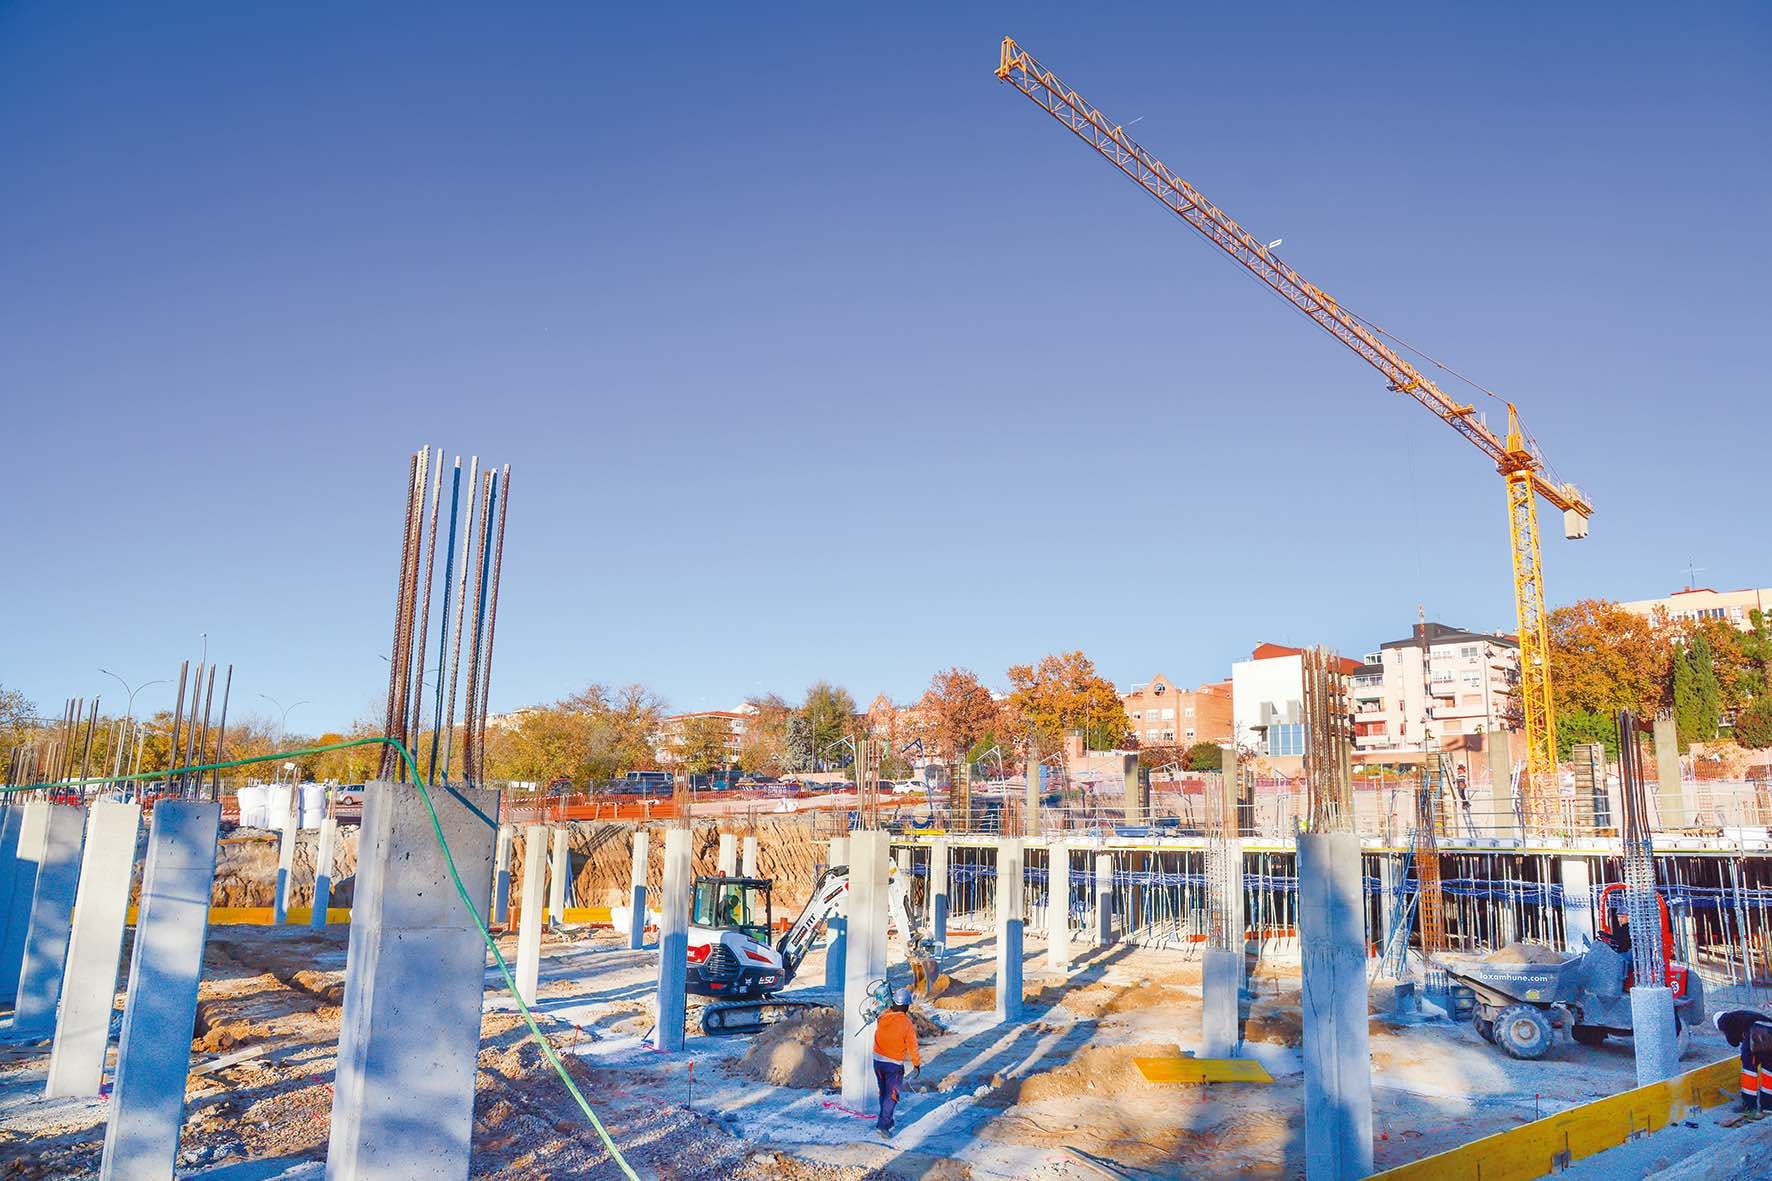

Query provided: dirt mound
[933,983,997,1012]
[977,1042,1180,1108]
[1055,982,1181,1018]
[192,1000,267,1053]
[1486,941,1566,965]
[735,1008,841,1089]
[1244,1002,1304,1047]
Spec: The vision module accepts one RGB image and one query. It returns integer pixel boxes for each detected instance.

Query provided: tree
[670,716,733,777]
[785,713,815,773]
[916,668,1000,764]
[1734,696,1772,750]
[480,682,666,787]
[0,686,37,775]
[1183,741,1223,772]
[800,682,857,768]
[1555,709,1620,760]
[1673,635,1721,747]
[1547,599,1671,718]
[738,693,792,775]
[1743,609,1772,697]
[1005,650,1130,754]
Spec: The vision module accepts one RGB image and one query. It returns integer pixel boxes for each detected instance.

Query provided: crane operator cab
[686,876,782,999]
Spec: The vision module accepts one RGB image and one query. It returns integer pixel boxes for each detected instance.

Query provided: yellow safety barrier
[1371,1055,1739,1180]
[124,905,352,926]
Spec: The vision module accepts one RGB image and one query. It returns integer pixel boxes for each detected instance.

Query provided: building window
[1463,672,1480,686]
[1460,645,1480,657]
[1267,723,1305,757]
[1184,706,1195,716]
[1160,708,1174,721]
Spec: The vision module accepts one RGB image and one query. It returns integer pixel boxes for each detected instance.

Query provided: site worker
[872,986,922,1137]
[1715,1009,1772,1114]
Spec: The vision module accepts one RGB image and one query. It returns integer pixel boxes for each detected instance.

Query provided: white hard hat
[893,986,914,1006]
[1714,1012,1727,1032]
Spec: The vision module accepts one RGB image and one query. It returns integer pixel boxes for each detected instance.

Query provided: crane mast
[996,37,1592,831]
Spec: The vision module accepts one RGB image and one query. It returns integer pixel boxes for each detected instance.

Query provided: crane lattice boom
[997,36,1592,831]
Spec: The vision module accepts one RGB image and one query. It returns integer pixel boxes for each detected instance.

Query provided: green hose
[4,737,641,1181]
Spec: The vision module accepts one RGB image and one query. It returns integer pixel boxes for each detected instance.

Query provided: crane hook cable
[3,736,641,1181]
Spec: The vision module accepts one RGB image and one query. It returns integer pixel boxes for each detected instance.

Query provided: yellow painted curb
[1371,1055,1738,1180]
[1135,1056,1274,1084]
[124,905,352,926]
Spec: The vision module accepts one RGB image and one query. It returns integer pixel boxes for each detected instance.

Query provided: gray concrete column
[1560,858,1594,951]
[824,836,849,991]
[717,831,737,877]
[324,781,497,1181]
[272,806,298,925]
[995,839,1025,1022]
[1025,760,1041,837]
[653,827,692,1052]
[627,828,650,951]
[1046,842,1070,974]
[516,826,547,1004]
[1093,852,1114,945]
[0,803,49,1004]
[46,801,140,1097]
[1630,985,1680,1086]
[1201,949,1241,1059]
[492,824,513,926]
[841,830,890,1112]
[310,817,339,927]
[548,826,570,926]
[1296,831,1374,1181]
[1653,714,1685,830]
[13,803,87,1035]
[99,801,220,1181]
[741,834,759,878]
[1378,854,1403,959]
[928,839,949,945]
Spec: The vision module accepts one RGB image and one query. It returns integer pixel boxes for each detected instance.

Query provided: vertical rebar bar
[442,456,479,783]
[429,458,463,784]
[462,468,495,786]
[473,464,510,786]
[167,662,188,787]
[408,447,444,776]
[210,664,233,801]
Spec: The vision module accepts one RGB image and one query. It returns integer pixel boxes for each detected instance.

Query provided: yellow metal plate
[1134,1057,1273,1084]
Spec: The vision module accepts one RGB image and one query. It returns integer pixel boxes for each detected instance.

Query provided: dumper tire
[1494,1004,1554,1060]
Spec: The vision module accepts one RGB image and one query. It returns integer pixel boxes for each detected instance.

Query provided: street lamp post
[258,694,311,741]
[98,669,169,780]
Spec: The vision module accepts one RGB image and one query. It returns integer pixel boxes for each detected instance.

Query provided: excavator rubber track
[698,997,831,1036]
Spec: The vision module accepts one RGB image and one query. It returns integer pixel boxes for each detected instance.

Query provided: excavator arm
[773,861,940,985]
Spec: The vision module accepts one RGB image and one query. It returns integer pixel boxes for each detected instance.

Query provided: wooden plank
[1133,1056,1273,1084]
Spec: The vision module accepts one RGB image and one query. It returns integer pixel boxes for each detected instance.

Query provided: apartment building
[1231,643,1362,757]
[1351,622,1518,756]
[1618,586,1772,630]
[1122,674,1233,748]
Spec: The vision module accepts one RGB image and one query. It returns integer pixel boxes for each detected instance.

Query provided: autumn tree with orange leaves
[1005,651,1130,755]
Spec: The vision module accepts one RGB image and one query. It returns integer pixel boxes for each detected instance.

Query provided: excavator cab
[691,876,773,943]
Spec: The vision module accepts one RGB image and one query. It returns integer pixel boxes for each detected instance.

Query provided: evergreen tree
[1672,642,1699,750]
[1692,631,1722,740]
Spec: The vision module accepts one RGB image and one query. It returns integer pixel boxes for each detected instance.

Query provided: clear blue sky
[5,2,1768,730]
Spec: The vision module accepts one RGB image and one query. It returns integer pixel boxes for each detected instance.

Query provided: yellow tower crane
[996,37,1592,831]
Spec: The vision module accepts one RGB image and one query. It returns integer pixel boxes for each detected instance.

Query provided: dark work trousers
[873,1059,905,1131]
[1743,1043,1772,1111]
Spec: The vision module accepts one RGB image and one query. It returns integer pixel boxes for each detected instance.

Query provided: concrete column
[1378,855,1403,958]
[741,834,759,878]
[1025,760,1040,837]
[841,830,890,1112]
[653,827,692,1052]
[99,801,220,1181]
[310,817,339,927]
[1630,985,1680,1086]
[627,828,650,950]
[824,836,849,991]
[928,839,949,945]
[272,809,298,925]
[1094,852,1114,945]
[1296,831,1374,1181]
[995,838,1025,1022]
[46,802,140,1097]
[325,781,498,1181]
[1201,950,1241,1058]
[548,826,570,927]
[1653,714,1685,830]
[516,827,546,1004]
[0,803,49,1004]
[1046,843,1070,974]
[717,831,737,877]
[1560,858,1594,951]
[13,803,87,1035]
[1127,755,1148,826]
[492,825,513,926]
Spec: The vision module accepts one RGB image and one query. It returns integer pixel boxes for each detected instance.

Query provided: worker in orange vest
[872,986,922,1137]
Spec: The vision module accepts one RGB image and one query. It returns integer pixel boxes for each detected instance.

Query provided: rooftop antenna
[1684,558,1705,591]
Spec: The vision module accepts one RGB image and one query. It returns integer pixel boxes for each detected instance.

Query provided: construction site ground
[0,924,1761,1180]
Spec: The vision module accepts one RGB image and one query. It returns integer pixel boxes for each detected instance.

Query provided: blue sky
[5,2,1768,730]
